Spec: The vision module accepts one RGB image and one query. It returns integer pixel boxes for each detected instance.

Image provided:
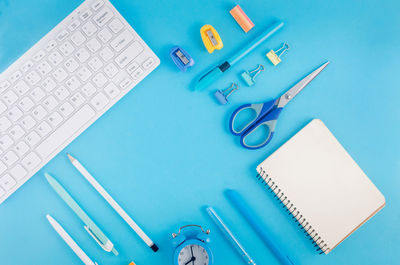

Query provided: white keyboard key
[70,92,85,107]
[47,112,63,127]
[68,20,81,31]
[32,105,48,120]
[0,101,6,115]
[37,121,52,137]
[52,67,68,82]
[97,28,112,43]
[126,62,139,75]
[7,106,23,122]
[71,31,86,46]
[59,102,74,117]
[64,58,80,72]
[2,91,18,105]
[20,115,36,130]
[104,63,118,78]
[0,161,6,175]
[14,142,29,157]
[93,73,107,87]
[104,83,120,98]
[45,40,57,51]
[88,57,103,71]
[75,47,90,63]
[119,78,132,90]
[65,76,82,91]
[56,30,69,42]
[26,131,41,147]
[9,125,25,141]
[33,50,46,61]
[9,71,22,83]
[59,41,75,56]
[80,9,92,21]
[3,151,18,167]
[110,29,134,52]
[36,105,96,158]
[37,61,53,76]
[91,92,109,110]
[142,57,155,69]
[108,18,124,33]
[86,38,101,53]
[92,0,104,10]
[26,71,41,86]
[43,96,59,110]
[77,67,92,81]
[21,60,34,72]
[49,51,64,66]
[115,42,143,68]
[93,7,114,27]
[41,77,57,92]
[54,86,70,100]
[99,47,114,62]
[21,152,41,170]
[82,83,96,97]
[82,21,97,36]
[0,135,13,150]
[9,164,27,181]
[131,67,144,79]
[14,80,30,96]
[18,97,34,112]
[0,81,10,93]
[0,174,16,191]
[0,117,12,131]
[30,87,46,101]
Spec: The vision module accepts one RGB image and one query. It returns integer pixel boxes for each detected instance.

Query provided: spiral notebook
[256,119,385,254]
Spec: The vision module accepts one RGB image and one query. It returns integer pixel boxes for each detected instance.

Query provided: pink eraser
[230,5,255,33]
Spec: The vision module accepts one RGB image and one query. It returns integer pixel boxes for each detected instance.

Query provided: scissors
[229,62,329,149]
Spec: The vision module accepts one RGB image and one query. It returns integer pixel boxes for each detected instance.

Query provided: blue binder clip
[170,46,195,72]
[214,83,239,105]
[241,64,264,86]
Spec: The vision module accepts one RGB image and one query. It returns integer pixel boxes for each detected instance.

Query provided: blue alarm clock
[172,225,213,265]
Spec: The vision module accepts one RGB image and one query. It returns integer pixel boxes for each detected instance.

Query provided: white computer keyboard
[0,0,160,203]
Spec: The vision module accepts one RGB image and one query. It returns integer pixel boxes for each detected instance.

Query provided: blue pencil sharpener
[170,46,195,72]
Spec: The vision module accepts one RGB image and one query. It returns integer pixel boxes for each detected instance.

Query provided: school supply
[230,5,255,33]
[170,46,195,72]
[67,154,159,252]
[226,190,295,265]
[45,173,118,255]
[214,83,239,105]
[266,43,290,66]
[0,0,160,204]
[194,21,284,91]
[255,119,386,254]
[241,64,264,86]
[46,214,99,265]
[172,225,213,265]
[200,25,224,53]
[206,207,256,265]
[229,62,329,149]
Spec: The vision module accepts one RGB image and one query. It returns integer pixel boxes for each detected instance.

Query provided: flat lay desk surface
[0,0,399,264]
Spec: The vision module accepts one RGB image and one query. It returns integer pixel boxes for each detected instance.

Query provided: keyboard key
[7,106,23,122]
[0,81,10,93]
[21,152,41,170]
[97,28,112,43]
[126,62,139,75]
[20,115,36,130]
[52,67,68,82]
[56,30,69,41]
[26,131,41,147]
[64,58,80,72]
[9,164,27,181]
[92,0,104,10]
[37,121,52,137]
[77,67,92,81]
[0,161,6,174]
[71,31,86,46]
[0,117,12,131]
[119,78,132,90]
[0,174,16,191]
[82,83,96,97]
[49,51,64,66]
[54,86,70,100]
[93,73,107,87]
[37,61,53,75]
[14,80,30,96]
[115,42,143,68]
[104,63,118,78]
[86,38,101,53]
[0,101,6,115]
[93,7,114,27]
[82,21,97,36]
[9,71,22,83]
[142,57,155,69]
[59,41,75,56]
[99,47,114,62]
[47,112,63,127]
[91,92,109,110]
[0,135,13,151]
[70,92,85,108]
[68,20,81,31]
[45,40,57,51]
[131,67,144,79]
[33,50,46,61]
[21,60,34,72]
[14,141,30,157]
[80,9,92,21]
[108,18,124,33]
[3,151,18,167]
[2,91,18,105]
[9,125,25,141]
[43,96,59,111]
[75,47,90,63]
[26,70,41,85]
[36,105,95,158]
[104,83,120,98]
[30,87,46,101]
[18,97,34,111]
[32,105,48,120]
[41,77,57,92]
[59,102,74,117]
[111,29,134,52]
[66,76,82,91]
[88,57,103,71]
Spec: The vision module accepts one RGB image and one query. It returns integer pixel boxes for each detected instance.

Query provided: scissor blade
[277,61,329,108]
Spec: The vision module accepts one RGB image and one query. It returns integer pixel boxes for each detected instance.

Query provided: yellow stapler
[200,25,223,53]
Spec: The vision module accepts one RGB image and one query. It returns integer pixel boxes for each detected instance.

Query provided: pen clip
[84,226,114,252]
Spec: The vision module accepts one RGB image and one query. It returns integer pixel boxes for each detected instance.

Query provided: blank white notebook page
[257,119,385,254]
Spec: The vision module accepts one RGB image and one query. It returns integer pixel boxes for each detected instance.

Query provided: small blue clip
[241,64,264,86]
[170,46,195,72]
[214,83,239,105]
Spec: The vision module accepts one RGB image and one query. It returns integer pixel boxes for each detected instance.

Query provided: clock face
[177,244,209,265]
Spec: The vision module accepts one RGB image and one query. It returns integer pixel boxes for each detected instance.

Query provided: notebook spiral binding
[257,167,330,254]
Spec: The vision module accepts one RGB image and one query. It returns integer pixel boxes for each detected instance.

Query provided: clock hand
[191,246,195,265]
[185,257,196,265]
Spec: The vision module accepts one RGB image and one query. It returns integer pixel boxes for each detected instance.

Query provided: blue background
[0,0,399,264]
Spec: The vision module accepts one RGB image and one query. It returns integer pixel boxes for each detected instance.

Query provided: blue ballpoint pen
[45,173,118,255]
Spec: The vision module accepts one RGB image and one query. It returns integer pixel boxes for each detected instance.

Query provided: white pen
[67,153,159,252]
[46,214,98,265]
